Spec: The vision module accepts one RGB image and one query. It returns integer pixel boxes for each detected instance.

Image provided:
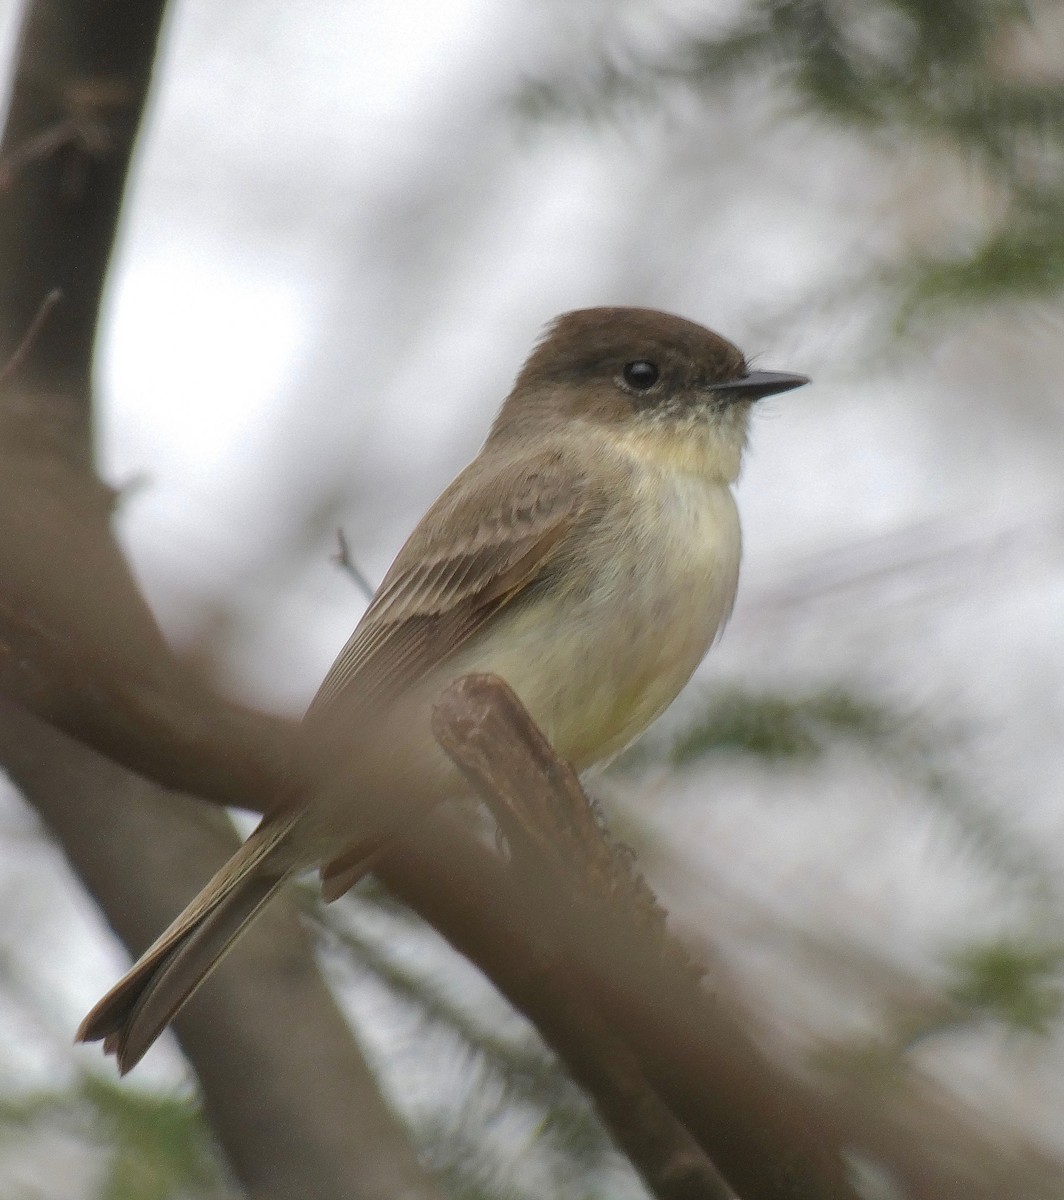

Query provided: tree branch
[431,674,736,1200]
[0,696,443,1200]
[0,2,446,1197]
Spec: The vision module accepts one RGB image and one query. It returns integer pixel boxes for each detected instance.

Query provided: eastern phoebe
[78,306,807,1072]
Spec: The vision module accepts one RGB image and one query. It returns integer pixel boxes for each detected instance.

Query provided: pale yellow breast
[461,450,741,769]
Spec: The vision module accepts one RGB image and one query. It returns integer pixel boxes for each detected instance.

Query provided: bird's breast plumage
[455,449,741,769]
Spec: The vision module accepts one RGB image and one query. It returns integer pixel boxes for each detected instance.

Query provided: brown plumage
[77,307,807,1073]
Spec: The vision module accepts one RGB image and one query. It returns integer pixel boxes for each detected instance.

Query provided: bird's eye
[620,360,660,390]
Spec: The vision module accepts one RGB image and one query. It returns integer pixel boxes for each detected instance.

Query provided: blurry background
[1,0,1064,1195]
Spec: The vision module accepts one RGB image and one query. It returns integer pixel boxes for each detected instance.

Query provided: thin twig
[333,528,375,600]
[0,120,81,190]
[0,105,119,193]
[0,288,63,386]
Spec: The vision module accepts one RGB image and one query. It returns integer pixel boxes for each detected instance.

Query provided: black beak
[714,370,809,401]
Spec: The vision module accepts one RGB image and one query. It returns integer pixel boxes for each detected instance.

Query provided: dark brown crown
[514,307,747,393]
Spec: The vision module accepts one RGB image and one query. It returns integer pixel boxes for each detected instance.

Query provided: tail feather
[77,811,302,1074]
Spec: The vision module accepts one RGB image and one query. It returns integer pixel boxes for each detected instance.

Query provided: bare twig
[0,120,82,190]
[0,77,131,193]
[0,287,62,385]
[333,528,375,600]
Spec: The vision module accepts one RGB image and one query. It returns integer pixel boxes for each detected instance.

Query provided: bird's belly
[459,480,740,769]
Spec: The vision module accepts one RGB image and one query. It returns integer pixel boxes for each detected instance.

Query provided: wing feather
[308,448,590,721]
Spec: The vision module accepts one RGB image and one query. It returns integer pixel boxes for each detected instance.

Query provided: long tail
[76,810,304,1075]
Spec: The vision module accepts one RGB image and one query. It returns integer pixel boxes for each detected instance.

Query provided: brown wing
[307,446,591,722]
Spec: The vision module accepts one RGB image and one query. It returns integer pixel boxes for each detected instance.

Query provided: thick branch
[0,0,164,414]
[0,536,292,815]
[0,2,443,1197]
[377,818,854,1200]
[417,675,858,1200]
[0,696,442,1200]
[0,0,290,816]
[431,675,735,1200]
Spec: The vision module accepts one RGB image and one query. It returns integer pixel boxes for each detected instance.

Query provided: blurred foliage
[946,935,1064,1034]
[817,935,1064,1081]
[667,686,897,763]
[0,1074,227,1200]
[662,684,1059,902]
[516,0,1064,321]
[314,892,640,1200]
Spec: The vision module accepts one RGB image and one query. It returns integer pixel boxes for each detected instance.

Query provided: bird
[77,306,807,1072]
